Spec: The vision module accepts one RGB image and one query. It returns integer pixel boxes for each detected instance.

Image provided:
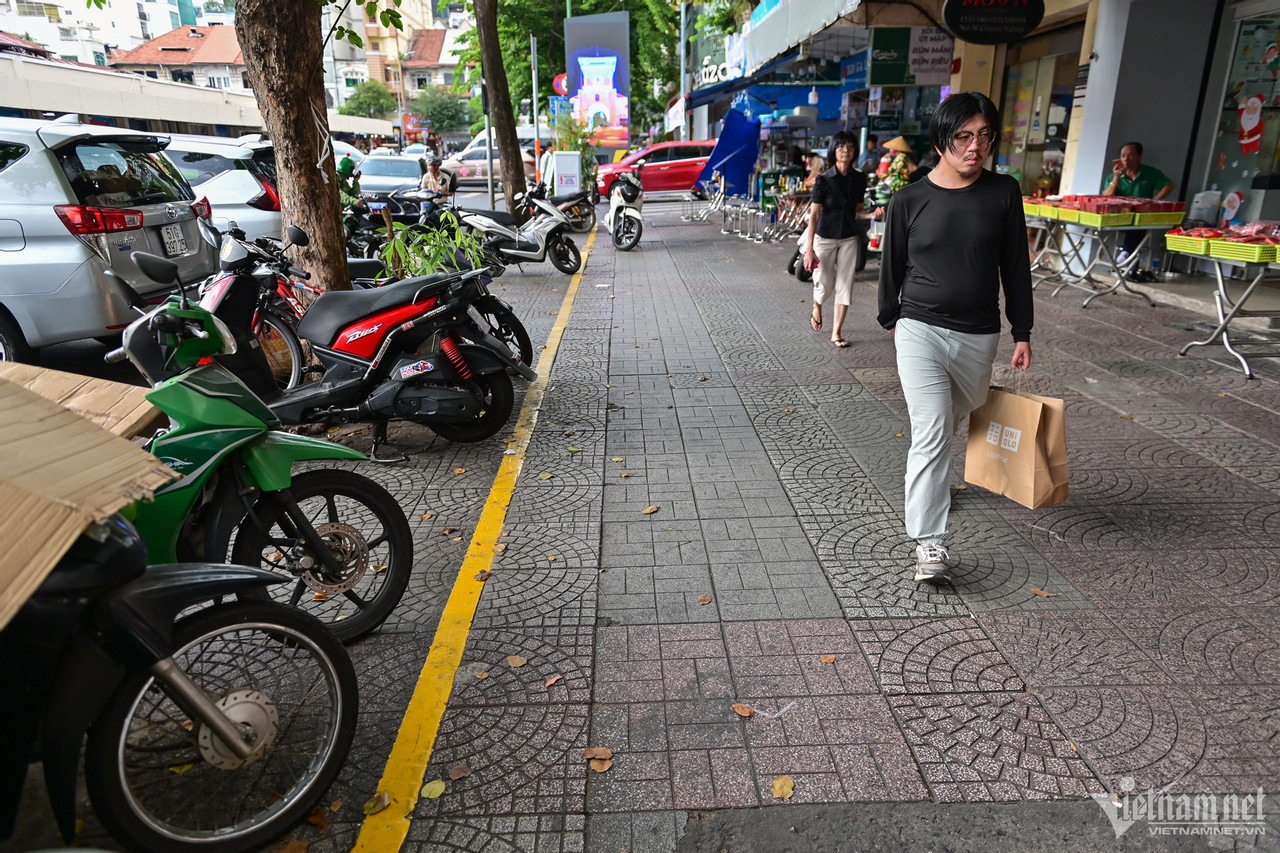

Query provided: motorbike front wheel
[548,234,582,275]
[257,309,305,390]
[475,300,534,367]
[613,216,642,251]
[425,370,515,443]
[85,602,357,853]
[231,469,414,643]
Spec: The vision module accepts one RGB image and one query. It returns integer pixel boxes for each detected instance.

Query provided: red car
[595,140,716,198]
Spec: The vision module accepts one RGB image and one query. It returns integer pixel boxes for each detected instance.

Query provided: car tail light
[54,205,144,235]
[248,175,281,211]
[191,196,213,220]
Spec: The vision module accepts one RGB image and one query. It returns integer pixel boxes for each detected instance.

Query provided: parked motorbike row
[2,173,644,853]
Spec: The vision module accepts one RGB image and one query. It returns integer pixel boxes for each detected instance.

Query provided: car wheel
[0,314,34,363]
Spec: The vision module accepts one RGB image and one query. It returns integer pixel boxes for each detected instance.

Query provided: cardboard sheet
[0,378,176,630]
[0,361,163,438]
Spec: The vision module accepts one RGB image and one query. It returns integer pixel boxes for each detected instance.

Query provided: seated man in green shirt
[1101,141,1174,280]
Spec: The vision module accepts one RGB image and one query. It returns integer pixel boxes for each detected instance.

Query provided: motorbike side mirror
[634,159,646,167]
[286,224,309,247]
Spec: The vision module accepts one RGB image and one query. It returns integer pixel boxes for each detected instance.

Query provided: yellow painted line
[353,229,597,853]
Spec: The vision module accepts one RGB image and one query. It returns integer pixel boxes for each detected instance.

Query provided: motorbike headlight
[210,314,238,355]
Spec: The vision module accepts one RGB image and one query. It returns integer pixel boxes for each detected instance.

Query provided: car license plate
[368,201,388,211]
[161,223,187,257]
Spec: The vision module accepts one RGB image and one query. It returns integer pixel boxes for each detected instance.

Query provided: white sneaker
[914,543,951,583]
[1115,249,1130,265]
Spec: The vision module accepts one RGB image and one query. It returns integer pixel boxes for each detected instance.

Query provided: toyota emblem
[165,205,181,220]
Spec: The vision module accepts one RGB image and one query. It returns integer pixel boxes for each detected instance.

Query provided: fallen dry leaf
[620,472,631,478]
[642,505,660,515]
[953,484,967,490]
[438,527,458,536]
[169,762,194,774]
[538,472,555,480]
[548,554,559,561]
[448,764,472,781]
[564,429,575,436]
[362,791,392,816]
[698,376,708,382]
[1029,588,1058,598]
[311,593,328,602]
[894,433,904,438]
[612,457,623,462]
[782,407,795,413]
[772,775,795,799]
[1117,414,1133,420]
[475,671,490,680]
[1205,370,1214,374]
[507,655,528,668]
[495,544,507,552]
[419,513,433,520]
[567,447,582,454]
[420,779,446,799]
[454,468,466,474]
[452,536,463,542]
[732,703,754,718]
[545,674,564,687]
[305,805,330,833]
[697,594,713,606]
[330,799,343,812]
[819,654,836,664]
[582,747,614,760]
[180,719,194,731]
[589,758,613,773]
[1218,393,1228,398]
[474,570,491,581]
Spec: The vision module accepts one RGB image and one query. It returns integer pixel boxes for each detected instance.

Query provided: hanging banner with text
[869,27,954,87]
[942,0,1045,46]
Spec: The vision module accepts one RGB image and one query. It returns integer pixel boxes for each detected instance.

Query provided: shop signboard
[869,27,953,87]
[870,115,900,134]
[942,0,1045,46]
[840,50,868,91]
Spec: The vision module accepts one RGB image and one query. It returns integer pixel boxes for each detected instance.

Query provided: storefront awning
[743,0,854,74]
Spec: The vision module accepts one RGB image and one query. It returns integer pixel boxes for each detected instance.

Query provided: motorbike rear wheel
[548,234,581,275]
[256,309,305,390]
[613,215,642,251]
[230,469,413,643]
[425,370,515,443]
[85,602,357,853]
[567,203,596,234]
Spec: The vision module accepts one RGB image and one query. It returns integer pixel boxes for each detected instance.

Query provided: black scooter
[0,514,358,853]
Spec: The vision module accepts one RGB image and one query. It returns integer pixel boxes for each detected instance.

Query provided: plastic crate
[1132,211,1185,225]
[1164,233,1209,255]
[1022,201,1045,218]
[1076,211,1134,227]
[1055,208,1081,223]
[1208,240,1277,263]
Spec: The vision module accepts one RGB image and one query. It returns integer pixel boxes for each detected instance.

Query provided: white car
[368,146,398,156]
[332,139,366,166]
[162,133,280,240]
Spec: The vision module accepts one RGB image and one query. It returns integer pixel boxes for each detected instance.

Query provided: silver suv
[0,115,218,361]
[162,133,281,240]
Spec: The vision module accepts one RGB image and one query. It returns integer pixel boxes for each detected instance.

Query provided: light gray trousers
[894,317,1000,544]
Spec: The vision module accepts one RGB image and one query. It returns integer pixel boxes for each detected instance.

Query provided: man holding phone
[1101,141,1173,280]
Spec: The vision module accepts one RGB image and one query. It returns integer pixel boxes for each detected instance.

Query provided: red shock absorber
[440,334,472,380]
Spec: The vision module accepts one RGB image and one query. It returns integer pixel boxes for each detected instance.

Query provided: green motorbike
[108,254,413,643]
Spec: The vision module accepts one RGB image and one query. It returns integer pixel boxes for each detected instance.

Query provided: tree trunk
[473,0,524,211]
[235,0,351,291]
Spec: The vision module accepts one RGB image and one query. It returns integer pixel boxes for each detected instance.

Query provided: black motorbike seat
[548,191,588,205]
[346,257,387,279]
[297,272,456,347]
[460,207,519,227]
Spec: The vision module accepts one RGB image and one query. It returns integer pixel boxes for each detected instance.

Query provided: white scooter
[454,184,582,275]
[604,171,643,251]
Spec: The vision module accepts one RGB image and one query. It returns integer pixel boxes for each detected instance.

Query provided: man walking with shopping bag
[877,91,1033,584]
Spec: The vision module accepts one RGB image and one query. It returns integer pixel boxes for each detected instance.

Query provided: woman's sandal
[810,311,822,332]
[832,337,850,348]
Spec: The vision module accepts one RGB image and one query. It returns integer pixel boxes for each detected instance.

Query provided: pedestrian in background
[858,134,882,173]
[877,91,1033,584]
[803,130,867,348]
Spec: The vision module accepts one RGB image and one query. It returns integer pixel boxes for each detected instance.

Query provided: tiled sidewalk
[247,208,1280,850]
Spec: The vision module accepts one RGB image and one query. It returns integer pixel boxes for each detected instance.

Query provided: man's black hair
[930,91,1001,155]
[867,134,879,145]
[1120,141,1144,155]
[827,130,859,165]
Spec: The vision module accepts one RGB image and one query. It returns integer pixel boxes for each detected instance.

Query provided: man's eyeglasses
[835,141,857,150]
[952,129,996,148]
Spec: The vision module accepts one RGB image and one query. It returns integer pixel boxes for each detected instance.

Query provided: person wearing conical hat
[873,136,916,207]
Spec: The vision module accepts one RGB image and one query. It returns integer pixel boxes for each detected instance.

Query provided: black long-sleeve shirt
[876,169,1033,342]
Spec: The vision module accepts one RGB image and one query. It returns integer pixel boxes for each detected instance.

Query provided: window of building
[171,69,193,83]
[169,10,178,26]
[208,75,230,88]
[60,54,77,61]
[370,39,380,52]
[58,25,75,39]
[345,77,358,87]
[92,51,105,65]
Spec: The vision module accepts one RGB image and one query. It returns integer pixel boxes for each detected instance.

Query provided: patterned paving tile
[1106,606,1280,685]
[851,618,1024,694]
[980,612,1170,687]
[890,692,1105,802]
[404,815,586,851]
[723,619,878,696]
[594,624,732,703]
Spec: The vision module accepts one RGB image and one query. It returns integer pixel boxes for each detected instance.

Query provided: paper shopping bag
[964,387,1069,509]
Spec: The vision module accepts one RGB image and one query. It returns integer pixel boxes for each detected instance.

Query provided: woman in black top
[802,130,868,347]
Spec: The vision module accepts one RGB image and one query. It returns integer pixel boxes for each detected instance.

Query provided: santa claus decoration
[1221,190,1244,227]
[1239,94,1265,153]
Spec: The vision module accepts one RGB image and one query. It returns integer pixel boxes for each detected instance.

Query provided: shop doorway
[996,25,1083,196]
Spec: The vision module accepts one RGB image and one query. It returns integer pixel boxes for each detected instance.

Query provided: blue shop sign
[841,51,868,91]
[748,0,781,28]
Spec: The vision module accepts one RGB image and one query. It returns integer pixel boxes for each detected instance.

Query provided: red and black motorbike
[155,225,535,459]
